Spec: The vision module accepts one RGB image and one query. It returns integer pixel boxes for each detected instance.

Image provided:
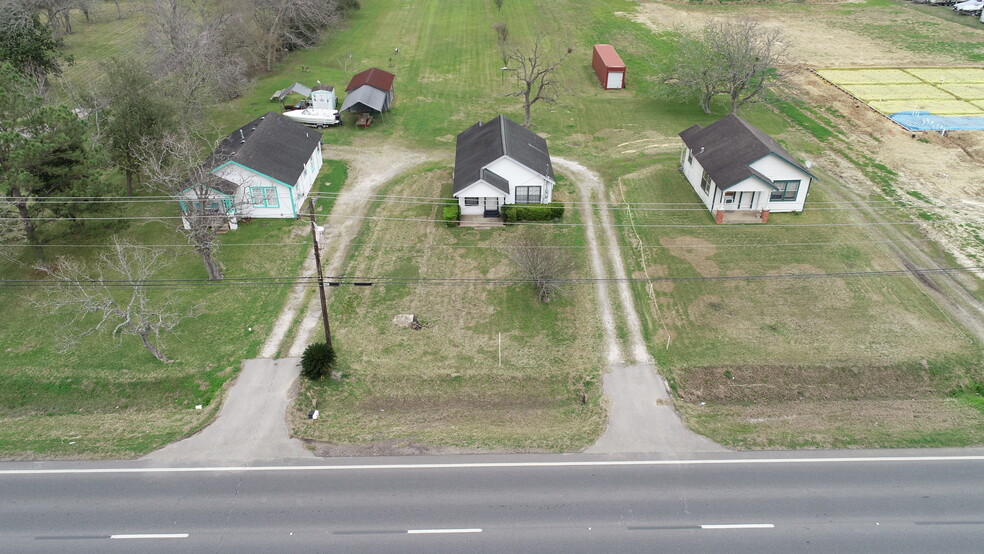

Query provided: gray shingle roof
[679,114,809,190]
[453,115,554,194]
[212,112,322,187]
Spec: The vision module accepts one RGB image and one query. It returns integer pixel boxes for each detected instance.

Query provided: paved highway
[2,452,983,552]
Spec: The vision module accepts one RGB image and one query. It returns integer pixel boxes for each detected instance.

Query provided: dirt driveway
[555,157,725,454]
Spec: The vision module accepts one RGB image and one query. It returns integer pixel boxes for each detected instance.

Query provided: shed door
[606,71,624,89]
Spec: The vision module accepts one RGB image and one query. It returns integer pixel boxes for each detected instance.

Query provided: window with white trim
[770,180,799,202]
[250,187,279,208]
[700,172,712,195]
[724,191,735,204]
[686,149,693,165]
[464,197,479,206]
[515,186,541,204]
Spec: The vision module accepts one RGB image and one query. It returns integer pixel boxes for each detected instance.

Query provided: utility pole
[308,199,332,348]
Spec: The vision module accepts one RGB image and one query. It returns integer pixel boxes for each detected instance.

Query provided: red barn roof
[346,67,395,92]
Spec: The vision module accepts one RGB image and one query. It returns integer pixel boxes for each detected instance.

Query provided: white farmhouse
[177,112,323,229]
[452,115,555,220]
[679,114,814,224]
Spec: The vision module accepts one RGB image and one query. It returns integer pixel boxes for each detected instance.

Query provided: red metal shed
[592,44,626,90]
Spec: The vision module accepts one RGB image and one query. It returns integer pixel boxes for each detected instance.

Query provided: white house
[177,112,323,229]
[452,115,555,219]
[679,114,815,224]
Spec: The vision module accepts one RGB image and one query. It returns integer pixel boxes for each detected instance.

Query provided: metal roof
[339,86,388,113]
[270,82,312,102]
[345,67,395,92]
[593,44,625,70]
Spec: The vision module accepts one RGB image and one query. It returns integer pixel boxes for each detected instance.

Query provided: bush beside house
[502,203,565,222]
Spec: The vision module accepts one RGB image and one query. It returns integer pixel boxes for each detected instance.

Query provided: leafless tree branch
[508,228,576,303]
[34,237,193,363]
[501,34,571,127]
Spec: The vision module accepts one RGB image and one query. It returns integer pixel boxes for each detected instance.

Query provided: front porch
[459,214,505,228]
[714,209,770,224]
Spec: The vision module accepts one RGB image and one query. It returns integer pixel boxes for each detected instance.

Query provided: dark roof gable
[679,114,810,190]
[346,67,395,92]
[453,115,554,194]
[212,112,322,187]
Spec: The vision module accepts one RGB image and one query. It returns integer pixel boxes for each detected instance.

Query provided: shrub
[443,203,460,227]
[301,342,336,380]
[502,202,564,222]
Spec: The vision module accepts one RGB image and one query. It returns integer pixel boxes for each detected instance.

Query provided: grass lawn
[0,164,343,459]
[613,154,984,448]
[291,167,605,451]
[7,0,982,456]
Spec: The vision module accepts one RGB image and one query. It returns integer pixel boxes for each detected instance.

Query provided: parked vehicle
[953,0,983,13]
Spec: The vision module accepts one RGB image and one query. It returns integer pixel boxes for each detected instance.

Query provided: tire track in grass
[287,145,437,357]
[554,157,724,454]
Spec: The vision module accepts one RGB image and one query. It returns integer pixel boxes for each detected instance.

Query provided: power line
[9,194,975,213]
[0,238,939,250]
[0,213,968,228]
[14,191,984,205]
[6,264,981,288]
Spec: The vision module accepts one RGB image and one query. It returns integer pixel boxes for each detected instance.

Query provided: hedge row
[443,203,460,227]
[502,203,565,222]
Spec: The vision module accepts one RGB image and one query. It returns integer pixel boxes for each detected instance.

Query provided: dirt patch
[677,364,943,404]
[629,2,961,67]
[660,236,719,277]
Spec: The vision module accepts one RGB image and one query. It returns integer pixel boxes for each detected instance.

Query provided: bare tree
[36,238,192,363]
[143,0,249,109]
[140,130,243,281]
[508,228,576,303]
[501,34,571,128]
[709,20,787,114]
[250,0,344,71]
[493,0,503,11]
[658,19,787,115]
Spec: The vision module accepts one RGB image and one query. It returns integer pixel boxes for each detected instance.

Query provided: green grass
[6,0,982,456]
[0,163,347,459]
[291,166,605,451]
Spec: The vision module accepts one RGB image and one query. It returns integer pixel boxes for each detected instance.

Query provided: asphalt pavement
[3,451,983,552]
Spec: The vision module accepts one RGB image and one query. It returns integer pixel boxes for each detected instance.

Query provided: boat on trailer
[283,84,342,128]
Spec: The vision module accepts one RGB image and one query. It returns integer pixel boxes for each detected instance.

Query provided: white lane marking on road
[407,528,482,534]
[109,533,189,539]
[700,524,774,530]
[2,455,984,475]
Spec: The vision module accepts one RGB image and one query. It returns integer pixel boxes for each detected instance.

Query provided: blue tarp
[890,111,984,131]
